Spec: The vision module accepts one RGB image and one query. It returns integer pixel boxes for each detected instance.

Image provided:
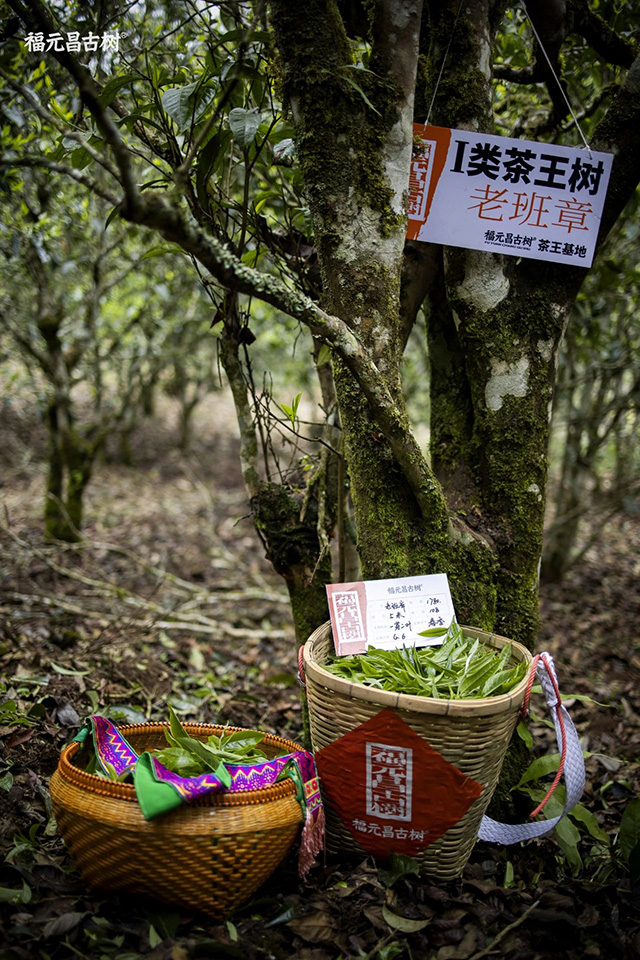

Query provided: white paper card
[326,574,455,656]
[407,124,613,268]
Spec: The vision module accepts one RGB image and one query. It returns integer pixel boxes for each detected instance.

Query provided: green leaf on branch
[279,392,302,427]
[229,107,262,148]
[162,82,215,131]
[272,137,296,165]
[619,798,640,863]
[316,344,331,367]
[195,130,230,207]
[99,74,139,107]
[141,244,188,260]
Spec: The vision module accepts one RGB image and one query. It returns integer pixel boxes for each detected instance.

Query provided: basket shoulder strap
[477,653,585,845]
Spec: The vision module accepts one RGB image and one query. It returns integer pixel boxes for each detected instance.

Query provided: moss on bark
[416,0,493,129]
[251,481,332,646]
[440,257,572,647]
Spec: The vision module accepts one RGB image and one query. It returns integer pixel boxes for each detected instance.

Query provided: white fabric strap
[477,653,585,844]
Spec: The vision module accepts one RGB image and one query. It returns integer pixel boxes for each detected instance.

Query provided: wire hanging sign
[410,3,612,266]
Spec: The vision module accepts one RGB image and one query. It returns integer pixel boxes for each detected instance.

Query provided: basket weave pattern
[50,722,303,917]
[304,623,532,880]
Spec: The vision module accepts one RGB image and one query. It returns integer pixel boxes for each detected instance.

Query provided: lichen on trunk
[251,481,332,646]
[269,0,500,629]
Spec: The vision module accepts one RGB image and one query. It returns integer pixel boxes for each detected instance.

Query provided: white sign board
[327,574,455,656]
[407,124,612,268]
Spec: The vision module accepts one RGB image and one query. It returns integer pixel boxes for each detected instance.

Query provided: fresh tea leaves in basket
[85,706,273,783]
[323,622,527,699]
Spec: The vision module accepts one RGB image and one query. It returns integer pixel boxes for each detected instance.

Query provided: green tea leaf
[229,106,261,147]
[516,753,562,788]
[162,81,215,131]
[159,712,268,783]
[325,625,526,701]
[568,803,609,843]
[168,704,190,744]
[382,904,429,933]
[620,798,640,864]
[221,730,265,749]
[154,747,207,777]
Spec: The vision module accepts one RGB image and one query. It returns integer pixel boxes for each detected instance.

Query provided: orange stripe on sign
[407,124,451,242]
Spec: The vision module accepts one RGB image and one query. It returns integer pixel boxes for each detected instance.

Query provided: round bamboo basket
[303,623,532,880]
[50,722,304,917]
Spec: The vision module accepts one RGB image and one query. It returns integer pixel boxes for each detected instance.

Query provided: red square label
[315,708,483,859]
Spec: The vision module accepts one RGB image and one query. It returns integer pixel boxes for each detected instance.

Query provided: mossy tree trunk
[219,308,338,647]
[44,400,66,541]
[270,0,500,633]
[29,274,103,542]
[43,396,100,542]
[267,0,640,650]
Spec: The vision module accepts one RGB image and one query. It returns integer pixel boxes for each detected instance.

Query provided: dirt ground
[1,393,639,960]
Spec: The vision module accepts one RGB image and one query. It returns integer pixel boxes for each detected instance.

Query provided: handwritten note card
[326,574,455,656]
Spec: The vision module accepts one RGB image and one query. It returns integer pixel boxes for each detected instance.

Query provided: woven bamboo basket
[303,622,532,881]
[49,722,304,917]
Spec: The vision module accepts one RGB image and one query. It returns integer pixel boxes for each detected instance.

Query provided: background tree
[0,173,213,538]
[542,196,640,582]
[1,0,638,650]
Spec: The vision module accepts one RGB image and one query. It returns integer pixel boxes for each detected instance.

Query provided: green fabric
[133,753,183,820]
[71,722,90,744]
[278,759,306,821]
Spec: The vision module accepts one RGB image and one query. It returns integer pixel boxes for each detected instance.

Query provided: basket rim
[57,721,301,805]
[303,622,533,717]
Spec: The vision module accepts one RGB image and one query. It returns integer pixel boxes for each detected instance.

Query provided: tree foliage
[0,170,214,536]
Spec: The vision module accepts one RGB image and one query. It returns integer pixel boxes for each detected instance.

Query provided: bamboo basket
[303,622,532,880]
[49,722,304,917]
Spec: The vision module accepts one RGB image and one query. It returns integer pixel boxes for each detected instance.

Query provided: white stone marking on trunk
[457,250,509,314]
[485,356,530,411]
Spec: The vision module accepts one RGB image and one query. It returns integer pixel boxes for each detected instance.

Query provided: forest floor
[0,394,639,960]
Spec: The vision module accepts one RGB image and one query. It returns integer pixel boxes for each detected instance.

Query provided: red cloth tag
[315,708,483,859]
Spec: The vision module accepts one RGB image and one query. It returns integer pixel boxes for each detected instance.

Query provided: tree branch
[219,326,261,499]
[7,0,140,213]
[133,194,453,534]
[513,49,640,296]
[0,65,121,183]
[572,0,636,69]
[493,64,544,84]
[5,0,479,545]
[592,51,640,242]
[0,306,50,375]
[0,155,120,205]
